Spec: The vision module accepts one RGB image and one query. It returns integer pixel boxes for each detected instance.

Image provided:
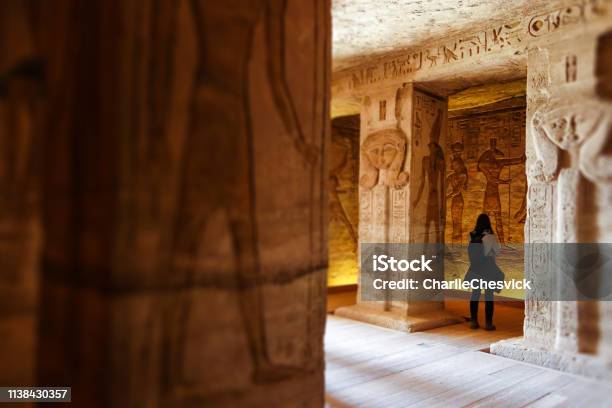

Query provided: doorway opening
[444,79,527,342]
[326,79,528,337]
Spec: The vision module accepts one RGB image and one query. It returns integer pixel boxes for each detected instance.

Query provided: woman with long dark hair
[465,213,502,330]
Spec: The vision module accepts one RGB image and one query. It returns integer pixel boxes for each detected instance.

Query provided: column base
[491,337,612,382]
[334,302,462,332]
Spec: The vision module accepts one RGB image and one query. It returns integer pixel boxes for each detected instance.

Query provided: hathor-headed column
[492,15,612,380]
[336,83,461,331]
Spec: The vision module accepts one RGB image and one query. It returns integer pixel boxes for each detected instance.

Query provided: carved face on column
[360,129,409,190]
[531,103,611,183]
[533,106,604,151]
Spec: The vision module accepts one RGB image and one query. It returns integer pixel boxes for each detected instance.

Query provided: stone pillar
[38,0,329,406]
[335,84,461,331]
[491,19,612,380]
[0,1,42,388]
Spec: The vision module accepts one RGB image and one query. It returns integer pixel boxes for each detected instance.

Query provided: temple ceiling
[332,0,566,71]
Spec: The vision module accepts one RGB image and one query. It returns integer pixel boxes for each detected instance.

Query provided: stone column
[0,1,42,388]
[491,19,612,380]
[38,0,329,406]
[335,83,461,331]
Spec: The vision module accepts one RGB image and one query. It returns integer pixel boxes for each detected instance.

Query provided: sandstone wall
[28,0,330,406]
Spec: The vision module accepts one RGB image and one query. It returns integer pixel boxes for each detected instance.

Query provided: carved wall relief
[596,31,612,100]
[477,138,525,244]
[335,2,612,96]
[413,108,446,244]
[360,129,409,190]
[528,65,612,352]
[533,105,604,151]
[528,5,585,38]
[379,100,387,121]
[446,106,527,245]
[532,103,611,185]
[0,4,43,386]
[525,183,555,344]
[38,0,330,401]
[583,31,612,185]
[566,55,578,82]
[329,116,360,286]
[446,142,468,243]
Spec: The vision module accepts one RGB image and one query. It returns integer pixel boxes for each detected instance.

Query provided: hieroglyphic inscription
[526,182,554,333]
[342,2,605,92]
[528,5,585,37]
[390,189,407,243]
[566,55,578,82]
[379,100,387,121]
[349,22,525,89]
[372,184,388,242]
[359,189,373,242]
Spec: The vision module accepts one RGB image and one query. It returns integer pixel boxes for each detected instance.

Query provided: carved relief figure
[443,46,458,63]
[414,109,445,243]
[426,50,438,67]
[173,0,326,384]
[330,137,357,249]
[477,137,526,244]
[566,55,577,82]
[446,142,468,243]
[360,129,409,190]
[514,188,527,223]
[532,103,611,185]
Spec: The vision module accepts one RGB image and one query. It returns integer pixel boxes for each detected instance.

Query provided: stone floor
[325,307,612,407]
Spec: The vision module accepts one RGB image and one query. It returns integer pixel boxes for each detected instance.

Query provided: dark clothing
[465,230,500,326]
[470,288,494,326]
[464,230,504,289]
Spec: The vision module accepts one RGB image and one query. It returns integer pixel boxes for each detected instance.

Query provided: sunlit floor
[325,304,611,407]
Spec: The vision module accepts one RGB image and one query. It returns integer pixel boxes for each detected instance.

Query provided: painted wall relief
[477,138,526,243]
[446,106,527,245]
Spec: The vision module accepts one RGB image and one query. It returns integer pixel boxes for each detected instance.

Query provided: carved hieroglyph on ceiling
[332,0,566,70]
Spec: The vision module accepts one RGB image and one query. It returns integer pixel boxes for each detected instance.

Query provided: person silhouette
[465,213,503,331]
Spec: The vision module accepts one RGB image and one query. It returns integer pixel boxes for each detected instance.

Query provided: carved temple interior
[2,1,612,407]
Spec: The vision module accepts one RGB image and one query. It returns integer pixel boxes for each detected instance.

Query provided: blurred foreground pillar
[39,1,329,406]
[491,15,612,381]
[0,0,42,389]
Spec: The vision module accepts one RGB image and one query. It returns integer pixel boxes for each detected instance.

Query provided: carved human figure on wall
[477,137,525,244]
[172,0,326,384]
[330,137,357,249]
[359,129,409,190]
[446,142,468,243]
[514,189,527,224]
[414,109,445,243]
